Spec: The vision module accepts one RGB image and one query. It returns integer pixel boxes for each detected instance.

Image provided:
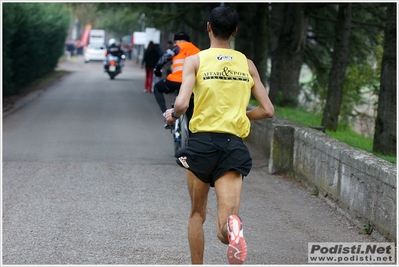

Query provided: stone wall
[246,114,397,242]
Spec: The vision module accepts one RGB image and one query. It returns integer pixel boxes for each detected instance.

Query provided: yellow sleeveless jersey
[190,48,254,138]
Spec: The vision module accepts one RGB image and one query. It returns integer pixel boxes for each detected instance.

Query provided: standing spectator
[141,41,160,93]
[122,43,129,57]
[156,43,164,58]
[75,40,83,55]
[66,41,76,57]
[65,41,71,60]
[128,43,133,60]
[152,44,164,92]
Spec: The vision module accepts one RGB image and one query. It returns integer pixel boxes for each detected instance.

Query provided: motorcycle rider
[153,32,200,129]
[104,38,125,74]
[106,38,125,63]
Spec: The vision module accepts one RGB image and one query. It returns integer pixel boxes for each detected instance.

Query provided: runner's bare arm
[164,54,199,124]
[246,59,274,120]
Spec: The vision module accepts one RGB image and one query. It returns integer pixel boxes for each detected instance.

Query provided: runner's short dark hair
[208,6,239,40]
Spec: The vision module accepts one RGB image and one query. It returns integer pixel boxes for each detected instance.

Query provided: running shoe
[227,214,247,264]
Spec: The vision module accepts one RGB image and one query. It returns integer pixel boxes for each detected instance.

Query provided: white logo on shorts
[178,156,190,168]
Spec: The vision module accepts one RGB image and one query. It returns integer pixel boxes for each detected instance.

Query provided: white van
[89,29,105,45]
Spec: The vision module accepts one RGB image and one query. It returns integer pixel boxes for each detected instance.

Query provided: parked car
[84,43,107,63]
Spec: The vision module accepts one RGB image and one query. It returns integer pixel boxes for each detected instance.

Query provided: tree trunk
[234,3,255,59]
[235,3,269,94]
[269,3,285,104]
[270,3,307,107]
[321,4,352,131]
[373,3,397,156]
[252,4,269,89]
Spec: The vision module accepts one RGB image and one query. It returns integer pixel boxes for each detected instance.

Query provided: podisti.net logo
[308,242,395,264]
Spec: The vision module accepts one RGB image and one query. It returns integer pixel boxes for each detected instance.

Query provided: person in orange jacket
[153,32,200,128]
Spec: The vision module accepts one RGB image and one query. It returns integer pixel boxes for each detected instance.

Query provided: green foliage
[337,5,385,125]
[95,3,218,49]
[304,4,336,97]
[97,6,142,36]
[2,4,17,95]
[3,3,71,96]
[64,3,98,30]
[302,3,386,129]
[363,220,373,235]
[312,187,319,196]
[340,56,381,125]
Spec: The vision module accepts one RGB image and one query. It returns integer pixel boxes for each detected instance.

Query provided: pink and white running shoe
[227,215,247,264]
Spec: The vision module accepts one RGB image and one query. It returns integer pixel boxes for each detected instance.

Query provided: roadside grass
[251,101,396,164]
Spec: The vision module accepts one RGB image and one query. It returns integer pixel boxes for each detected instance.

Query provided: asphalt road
[2,56,377,266]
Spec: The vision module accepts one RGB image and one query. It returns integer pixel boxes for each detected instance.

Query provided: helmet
[108,38,116,46]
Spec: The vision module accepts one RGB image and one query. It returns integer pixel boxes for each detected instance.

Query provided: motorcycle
[104,54,125,80]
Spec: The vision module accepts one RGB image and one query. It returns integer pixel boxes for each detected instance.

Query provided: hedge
[3,3,71,96]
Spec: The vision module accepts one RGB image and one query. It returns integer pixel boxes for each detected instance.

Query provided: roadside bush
[2,3,71,96]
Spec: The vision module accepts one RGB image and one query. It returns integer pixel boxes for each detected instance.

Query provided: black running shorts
[175,132,252,187]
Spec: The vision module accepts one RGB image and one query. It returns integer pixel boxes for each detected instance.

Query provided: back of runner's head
[208,6,238,40]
